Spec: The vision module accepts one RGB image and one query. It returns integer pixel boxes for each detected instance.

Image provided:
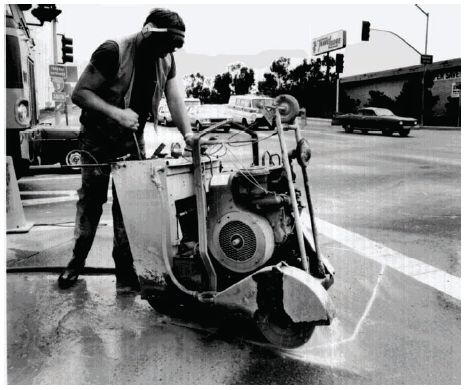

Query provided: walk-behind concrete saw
[112,95,335,348]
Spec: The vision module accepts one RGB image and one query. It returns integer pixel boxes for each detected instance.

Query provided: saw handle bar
[191,119,260,166]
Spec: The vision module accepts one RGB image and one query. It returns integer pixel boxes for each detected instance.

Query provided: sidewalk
[6,221,115,270]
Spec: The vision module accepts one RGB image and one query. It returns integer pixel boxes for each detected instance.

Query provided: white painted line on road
[20,190,77,196]
[22,196,79,206]
[29,219,113,231]
[301,213,460,301]
[19,175,79,182]
[21,190,113,206]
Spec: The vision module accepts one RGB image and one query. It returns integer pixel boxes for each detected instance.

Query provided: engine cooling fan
[208,211,275,273]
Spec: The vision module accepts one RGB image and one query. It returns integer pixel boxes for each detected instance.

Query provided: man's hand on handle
[117,108,140,131]
[184,132,195,149]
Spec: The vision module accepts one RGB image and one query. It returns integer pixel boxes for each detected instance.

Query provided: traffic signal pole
[52,19,61,126]
[415,4,430,126]
[336,76,340,113]
[363,20,428,126]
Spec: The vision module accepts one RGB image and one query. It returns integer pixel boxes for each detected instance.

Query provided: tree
[212,72,233,103]
[232,66,255,95]
[184,72,205,98]
[258,72,278,96]
[339,92,360,113]
[366,90,396,110]
[394,72,438,122]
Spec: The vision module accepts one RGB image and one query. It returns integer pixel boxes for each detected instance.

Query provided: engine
[207,167,296,275]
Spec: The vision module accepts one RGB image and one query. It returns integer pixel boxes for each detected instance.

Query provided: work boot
[58,268,81,289]
[116,273,141,293]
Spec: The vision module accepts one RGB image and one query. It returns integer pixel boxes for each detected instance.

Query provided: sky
[47,2,460,77]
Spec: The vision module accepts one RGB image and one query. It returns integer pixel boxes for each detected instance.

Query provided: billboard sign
[312,30,347,56]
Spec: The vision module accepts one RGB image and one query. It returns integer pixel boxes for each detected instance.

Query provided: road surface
[6,122,460,384]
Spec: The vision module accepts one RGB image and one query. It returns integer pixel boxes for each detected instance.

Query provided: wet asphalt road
[7,121,460,384]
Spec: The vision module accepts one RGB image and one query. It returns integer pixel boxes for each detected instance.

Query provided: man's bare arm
[72,63,139,131]
[165,77,192,139]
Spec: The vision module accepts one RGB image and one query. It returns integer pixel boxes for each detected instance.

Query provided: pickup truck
[333,107,418,137]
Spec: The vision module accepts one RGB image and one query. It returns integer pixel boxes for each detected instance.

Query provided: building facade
[340,58,461,126]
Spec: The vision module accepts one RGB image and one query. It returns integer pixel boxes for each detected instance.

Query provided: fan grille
[219,220,257,261]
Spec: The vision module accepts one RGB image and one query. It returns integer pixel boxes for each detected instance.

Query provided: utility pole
[415,4,429,126]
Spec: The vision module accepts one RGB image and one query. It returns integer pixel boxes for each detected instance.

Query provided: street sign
[51,76,64,92]
[312,30,347,56]
[49,64,66,78]
[420,54,433,65]
[52,92,66,102]
[65,65,78,82]
[451,82,461,98]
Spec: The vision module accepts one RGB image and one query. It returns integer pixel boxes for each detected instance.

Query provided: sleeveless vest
[80,33,173,157]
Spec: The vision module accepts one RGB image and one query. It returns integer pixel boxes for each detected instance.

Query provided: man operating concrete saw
[58,8,194,291]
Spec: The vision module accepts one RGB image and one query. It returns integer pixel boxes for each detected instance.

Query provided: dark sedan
[334,107,419,137]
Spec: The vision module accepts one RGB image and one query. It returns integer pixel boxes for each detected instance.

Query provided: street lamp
[415,4,429,126]
[415,4,429,55]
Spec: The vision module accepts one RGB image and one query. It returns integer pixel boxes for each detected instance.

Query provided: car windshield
[252,98,274,109]
[373,108,394,116]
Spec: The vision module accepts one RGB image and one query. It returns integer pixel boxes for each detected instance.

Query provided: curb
[418,126,461,131]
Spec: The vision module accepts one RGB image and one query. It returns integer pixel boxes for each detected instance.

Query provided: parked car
[334,107,418,137]
[157,98,201,126]
[227,95,275,129]
[188,104,232,132]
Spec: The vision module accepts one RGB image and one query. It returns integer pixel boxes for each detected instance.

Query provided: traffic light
[31,5,62,25]
[61,35,74,64]
[336,54,344,74]
[362,21,370,41]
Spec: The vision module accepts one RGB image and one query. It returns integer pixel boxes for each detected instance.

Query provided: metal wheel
[274,94,300,123]
[255,310,315,348]
[361,129,369,135]
[344,124,354,133]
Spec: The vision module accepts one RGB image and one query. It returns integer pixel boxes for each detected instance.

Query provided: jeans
[66,150,138,285]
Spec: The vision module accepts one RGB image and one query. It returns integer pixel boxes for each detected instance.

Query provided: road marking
[21,190,113,206]
[19,175,79,182]
[20,190,77,196]
[301,213,460,301]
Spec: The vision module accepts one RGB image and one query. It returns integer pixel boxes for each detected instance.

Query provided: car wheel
[361,129,369,135]
[399,129,410,137]
[223,126,230,133]
[65,150,82,170]
[163,117,168,126]
[196,121,203,132]
[242,118,249,128]
[382,128,393,136]
[344,124,354,133]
